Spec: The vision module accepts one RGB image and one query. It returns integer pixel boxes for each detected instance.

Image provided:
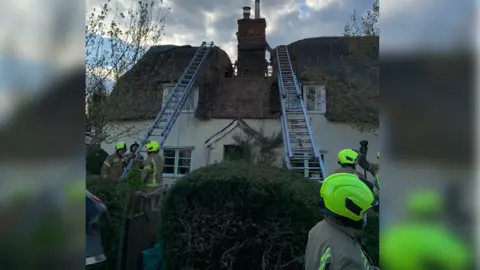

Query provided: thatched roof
[110,37,378,126]
[109,44,281,121]
[204,77,280,119]
[108,45,233,120]
[273,36,379,126]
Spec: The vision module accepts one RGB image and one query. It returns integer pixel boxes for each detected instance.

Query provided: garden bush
[86,168,145,270]
[86,145,109,175]
[160,161,379,269]
[363,215,379,264]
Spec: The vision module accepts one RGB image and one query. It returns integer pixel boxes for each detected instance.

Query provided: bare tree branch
[85,0,170,149]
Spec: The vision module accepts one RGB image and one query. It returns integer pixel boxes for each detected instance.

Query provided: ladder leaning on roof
[120,41,215,179]
[276,45,327,182]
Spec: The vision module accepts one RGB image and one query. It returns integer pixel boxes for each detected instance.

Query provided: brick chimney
[242,6,251,19]
[236,6,267,77]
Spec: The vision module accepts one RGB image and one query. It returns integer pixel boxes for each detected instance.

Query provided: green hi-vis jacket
[304,219,375,270]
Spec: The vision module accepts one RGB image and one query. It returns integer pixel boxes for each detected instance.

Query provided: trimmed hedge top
[160,161,323,270]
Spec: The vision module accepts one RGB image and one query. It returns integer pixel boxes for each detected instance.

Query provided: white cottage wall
[102,113,280,185]
[102,112,379,185]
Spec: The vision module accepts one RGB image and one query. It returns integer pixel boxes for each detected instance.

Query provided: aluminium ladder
[276,45,327,182]
[121,41,214,178]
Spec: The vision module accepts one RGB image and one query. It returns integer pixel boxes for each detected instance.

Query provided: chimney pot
[255,0,260,19]
[242,6,251,19]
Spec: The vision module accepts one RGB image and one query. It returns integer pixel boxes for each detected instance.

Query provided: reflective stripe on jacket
[318,247,331,270]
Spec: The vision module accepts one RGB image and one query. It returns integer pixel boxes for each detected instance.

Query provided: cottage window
[161,148,192,176]
[223,145,244,161]
[162,83,198,112]
[303,85,326,113]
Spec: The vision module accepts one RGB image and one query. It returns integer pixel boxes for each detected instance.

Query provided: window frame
[161,147,193,177]
[302,84,326,114]
[162,83,199,112]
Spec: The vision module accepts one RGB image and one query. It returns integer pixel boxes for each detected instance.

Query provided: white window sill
[306,111,326,114]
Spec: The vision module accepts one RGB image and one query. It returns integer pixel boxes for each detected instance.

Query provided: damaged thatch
[271,36,379,127]
[202,77,280,119]
[108,45,233,120]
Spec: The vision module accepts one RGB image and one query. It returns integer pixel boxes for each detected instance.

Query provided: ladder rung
[292,167,321,170]
[291,157,315,160]
[277,44,326,180]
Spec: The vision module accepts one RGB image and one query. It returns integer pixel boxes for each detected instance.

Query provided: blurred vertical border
[380,0,476,268]
[0,0,85,268]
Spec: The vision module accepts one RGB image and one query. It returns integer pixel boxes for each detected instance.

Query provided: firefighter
[101,142,127,179]
[334,148,363,175]
[124,141,144,165]
[335,148,380,197]
[305,173,378,270]
[143,140,165,188]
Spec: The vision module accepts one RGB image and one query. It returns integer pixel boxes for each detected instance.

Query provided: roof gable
[204,119,264,148]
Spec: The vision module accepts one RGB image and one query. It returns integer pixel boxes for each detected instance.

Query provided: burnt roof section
[205,77,280,119]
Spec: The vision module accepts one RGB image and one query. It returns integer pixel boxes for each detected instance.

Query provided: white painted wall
[102,112,379,185]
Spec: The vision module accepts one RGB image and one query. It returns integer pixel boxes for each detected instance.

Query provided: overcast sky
[141,0,369,61]
[154,0,375,61]
[0,0,473,94]
[84,0,473,61]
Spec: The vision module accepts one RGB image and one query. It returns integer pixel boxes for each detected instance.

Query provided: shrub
[363,215,379,264]
[160,161,322,269]
[86,145,109,175]
[160,161,379,269]
[86,168,144,270]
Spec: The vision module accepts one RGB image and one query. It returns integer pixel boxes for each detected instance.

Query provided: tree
[327,0,379,131]
[344,0,379,37]
[230,131,283,165]
[85,0,170,146]
[86,81,108,145]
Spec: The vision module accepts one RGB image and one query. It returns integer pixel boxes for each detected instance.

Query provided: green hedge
[86,168,145,270]
[363,214,379,264]
[160,162,379,269]
[86,146,109,175]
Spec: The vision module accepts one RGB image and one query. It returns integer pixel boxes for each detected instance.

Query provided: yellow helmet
[320,173,375,221]
[115,141,127,151]
[338,149,359,165]
[146,140,160,153]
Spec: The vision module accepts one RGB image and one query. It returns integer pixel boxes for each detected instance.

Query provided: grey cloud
[266,0,373,48]
[211,16,237,40]
[160,0,374,61]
